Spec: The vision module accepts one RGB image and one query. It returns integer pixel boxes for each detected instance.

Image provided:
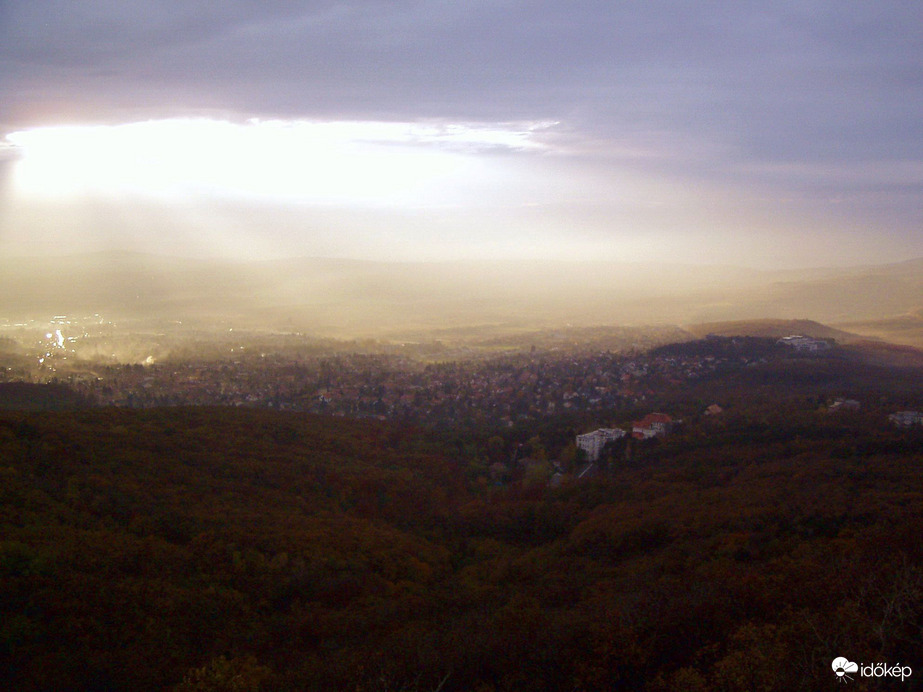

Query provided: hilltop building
[576,427,626,461]
[777,335,831,352]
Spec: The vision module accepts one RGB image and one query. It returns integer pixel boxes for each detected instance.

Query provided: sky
[0,1,921,268]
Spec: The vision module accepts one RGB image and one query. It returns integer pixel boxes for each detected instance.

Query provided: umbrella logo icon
[832,657,858,682]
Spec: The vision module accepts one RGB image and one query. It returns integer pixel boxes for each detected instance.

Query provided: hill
[679,322,923,370]
[834,308,923,348]
[684,318,863,341]
[0,382,93,410]
[1,405,922,690]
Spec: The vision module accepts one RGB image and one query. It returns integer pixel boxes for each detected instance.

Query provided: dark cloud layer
[4,3,920,141]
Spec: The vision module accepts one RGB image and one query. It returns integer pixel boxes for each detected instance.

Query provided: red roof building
[632,412,674,439]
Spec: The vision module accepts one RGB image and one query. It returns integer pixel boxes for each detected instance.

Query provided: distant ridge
[838,340,923,368]
[682,319,923,367]
[0,252,920,335]
[833,310,923,349]
[684,319,865,342]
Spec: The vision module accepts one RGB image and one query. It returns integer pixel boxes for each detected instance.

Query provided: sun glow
[6,118,553,205]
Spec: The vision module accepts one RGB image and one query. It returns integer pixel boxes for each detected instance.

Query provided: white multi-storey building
[576,427,626,461]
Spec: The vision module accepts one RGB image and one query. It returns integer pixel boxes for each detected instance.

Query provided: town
[3,318,920,466]
[3,317,790,426]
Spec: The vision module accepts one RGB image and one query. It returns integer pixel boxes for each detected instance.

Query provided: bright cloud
[6,118,557,205]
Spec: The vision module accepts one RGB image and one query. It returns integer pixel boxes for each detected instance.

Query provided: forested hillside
[1,406,922,690]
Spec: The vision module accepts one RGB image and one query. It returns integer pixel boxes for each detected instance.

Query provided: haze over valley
[2,252,921,345]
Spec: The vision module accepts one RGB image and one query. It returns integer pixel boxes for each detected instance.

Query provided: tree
[174,655,275,692]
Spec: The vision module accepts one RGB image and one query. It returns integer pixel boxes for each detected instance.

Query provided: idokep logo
[832,658,858,683]
[832,657,913,684]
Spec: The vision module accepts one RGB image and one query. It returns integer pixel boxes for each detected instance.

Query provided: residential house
[828,398,860,413]
[889,410,923,428]
[632,412,675,439]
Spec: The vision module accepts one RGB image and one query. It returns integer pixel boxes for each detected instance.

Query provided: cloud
[3,2,920,140]
[5,118,559,206]
[1,2,922,265]
[3,2,920,184]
